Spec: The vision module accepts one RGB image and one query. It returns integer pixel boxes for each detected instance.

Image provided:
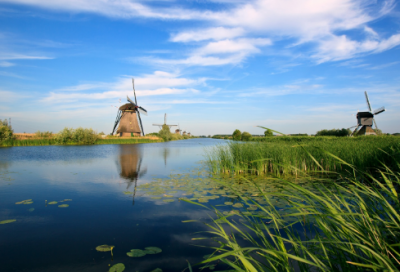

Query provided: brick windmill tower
[111,79,148,136]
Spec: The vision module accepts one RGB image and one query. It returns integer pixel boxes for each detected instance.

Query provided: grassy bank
[0,137,163,147]
[206,136,400,176]
[190,160,400,271]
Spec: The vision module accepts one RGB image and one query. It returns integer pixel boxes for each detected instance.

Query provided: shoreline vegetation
[190,156,400,271]
[0,122,195,147]
[206,136,400,176]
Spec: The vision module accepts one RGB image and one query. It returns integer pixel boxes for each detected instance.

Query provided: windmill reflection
[117,145,147,205]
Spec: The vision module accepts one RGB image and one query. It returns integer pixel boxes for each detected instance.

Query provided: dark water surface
[0,139,226,272]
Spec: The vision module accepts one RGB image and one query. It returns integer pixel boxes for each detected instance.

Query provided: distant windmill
[152,113,177,129]
[111,78,148,136]
[175,124,182,135]
[349,91,385,136]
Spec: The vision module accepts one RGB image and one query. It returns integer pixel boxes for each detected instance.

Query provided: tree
[264,129,273,137]
[0,119,14,142]
[316,128,350,137]
[232,129,242,141]
[241,131,252,141]
[159,124,171,141]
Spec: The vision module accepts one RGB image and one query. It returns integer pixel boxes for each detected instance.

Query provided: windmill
[175,124,182,135]
[111,79,148,136]
[349,91,385,136]
[152,113,177,129]
[117,145,147,206]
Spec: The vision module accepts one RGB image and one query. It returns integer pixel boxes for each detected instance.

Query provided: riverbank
[0,136,164,147]
[206,136,400,176]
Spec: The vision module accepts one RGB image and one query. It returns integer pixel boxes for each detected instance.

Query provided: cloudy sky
[1,0,400,135]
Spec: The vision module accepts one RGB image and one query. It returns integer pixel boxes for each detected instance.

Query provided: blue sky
[1,0,400,135]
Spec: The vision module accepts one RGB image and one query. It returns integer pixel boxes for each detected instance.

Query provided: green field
[206,136,400,176]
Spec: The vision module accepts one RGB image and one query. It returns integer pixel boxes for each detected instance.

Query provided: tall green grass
[0,137,163,147]
[206,136,400,176]
[188,155,400,271]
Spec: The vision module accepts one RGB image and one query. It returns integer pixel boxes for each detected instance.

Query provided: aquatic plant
[0,119,14,142]
[0,219,16,224]
[206,136,400,176]
[186,155,400,271]
[109,263,125,272]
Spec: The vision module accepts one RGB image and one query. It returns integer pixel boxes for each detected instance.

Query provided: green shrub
[232,129,241,141]
[0,119,14,142]
[159,124,172,141]
[316,128,351,136]
[35,131,53,138]
[264,129,273,137]
[241,131,252,141]
[55,127,98,145]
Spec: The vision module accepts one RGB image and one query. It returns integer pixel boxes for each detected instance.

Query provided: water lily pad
[232,203,243,208]
[96,245,115,252]
[58,204,69,208]
[198,198,209,203]
[163,195,174,198]
[0,219,16,224]
[123,191,132,195]
[15,199,32,205]
[224,202,233,205]
[150,269,162,272]
[151,197,162,200]
[144,247,162,254]
[48,201,58,205]
[109,263,125,272]
[126,249,146,257]
[162,199,175,202]
[62,199,72,201]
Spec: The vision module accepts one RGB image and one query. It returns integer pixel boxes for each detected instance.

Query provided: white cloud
[0,52,52,60]
[171,27,244,42]
[0,61,14,67]
[312,33,400,63]
[44,71,207,103]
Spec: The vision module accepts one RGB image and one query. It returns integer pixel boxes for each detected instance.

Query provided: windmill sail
[364,91,372,112]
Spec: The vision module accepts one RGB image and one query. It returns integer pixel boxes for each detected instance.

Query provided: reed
[189,154,400,271]
[206,136,400,176]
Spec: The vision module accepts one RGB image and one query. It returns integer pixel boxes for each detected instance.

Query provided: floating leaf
[126,249,146,257]
[62,199,72,201]
[96,245,115,252]
[144,247,162,254]
[15,199,32,205]
[58,204,69,208]
[150,269,162,272]
[224,202,233,205]
[162,199,175,202]
[28,208,35,212]
[123,191,132,195]
[151,197,162,200]
[0,219,16,224]
[198,198,209,203]
[109,263,125,272]
[48,201,58,205]
[163,195,174,198]
[232,203,243,208]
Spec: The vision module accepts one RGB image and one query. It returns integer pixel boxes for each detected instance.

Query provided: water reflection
[117,145,147,205]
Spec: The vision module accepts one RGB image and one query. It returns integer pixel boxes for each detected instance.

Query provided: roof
[119,103,137,111]
[356,111,373,118]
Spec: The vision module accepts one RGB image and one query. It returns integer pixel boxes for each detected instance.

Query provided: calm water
[0,138,227,272]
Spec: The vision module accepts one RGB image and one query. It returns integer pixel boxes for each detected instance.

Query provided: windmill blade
[373,118,379,130]
[138,106,148,116]
[350,126,360,137]
[137,110,145,136]
[127,95,137,106]
[348,125,357,129]
[364,91,372,112]
[373,106,385,115]
[132,78,137,105]
[111,110,122,135]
